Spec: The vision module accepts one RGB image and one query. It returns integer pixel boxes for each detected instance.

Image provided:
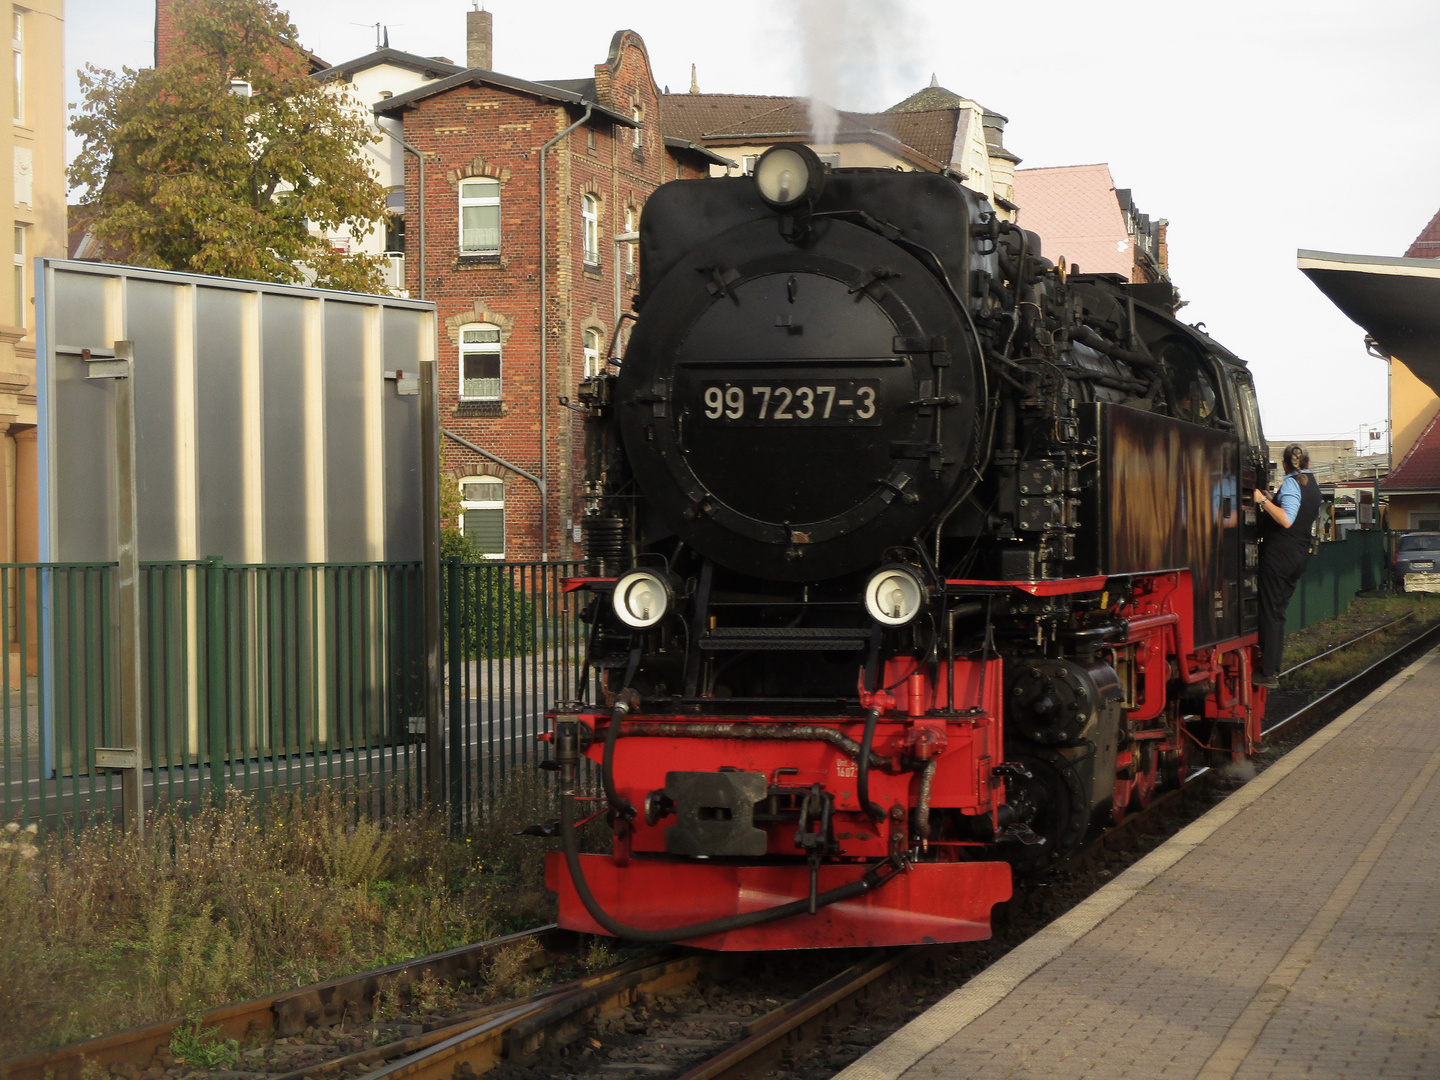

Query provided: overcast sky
[66,0,1440,451]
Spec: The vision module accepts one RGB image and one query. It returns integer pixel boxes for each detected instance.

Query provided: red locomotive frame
[545,569,1264,949]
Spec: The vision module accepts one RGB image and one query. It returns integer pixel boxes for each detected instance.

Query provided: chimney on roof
[467,3,492,71]
[690,64,699,94]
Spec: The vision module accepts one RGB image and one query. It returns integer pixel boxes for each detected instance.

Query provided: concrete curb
[831,649,1438,1080]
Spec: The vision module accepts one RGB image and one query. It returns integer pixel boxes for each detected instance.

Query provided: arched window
[583,328,602,379]
[582,194,600,266]
[459,177,501,255]
[460,322,501,401]
[458,477,504,559]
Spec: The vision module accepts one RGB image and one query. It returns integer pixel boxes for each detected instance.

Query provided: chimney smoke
[467,5,492,71]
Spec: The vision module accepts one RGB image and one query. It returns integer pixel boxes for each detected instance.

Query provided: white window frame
[458,177,501,256]
[632,105,643,149]
[11,11,21,125]
[582,194,600,266]
[12,224,23,329]
[459,322,501,402]
[624,207,635,275]
[583,328,602,379]
[458,476,505,560]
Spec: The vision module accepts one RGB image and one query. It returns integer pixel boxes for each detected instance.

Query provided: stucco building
[5,0,63,673]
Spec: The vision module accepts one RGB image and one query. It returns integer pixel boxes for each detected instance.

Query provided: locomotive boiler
[543,145,1270,949]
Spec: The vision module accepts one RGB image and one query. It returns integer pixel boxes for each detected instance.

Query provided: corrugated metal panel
[36,260,436,564]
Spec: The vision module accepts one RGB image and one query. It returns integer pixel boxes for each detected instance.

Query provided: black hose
[856,706,886,822]
[558,786,902,943]
[602,689,641,819]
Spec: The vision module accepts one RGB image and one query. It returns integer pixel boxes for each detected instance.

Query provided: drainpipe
[380,118,426,300]
[443,428,546,498]
[614,229,638,354]
[538,103,593,561]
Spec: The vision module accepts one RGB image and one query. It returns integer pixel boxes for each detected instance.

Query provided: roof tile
[1382,408,1440,491]
[659,93,959,167]
[1012,163,1132,277]
[1405,207,1440,259]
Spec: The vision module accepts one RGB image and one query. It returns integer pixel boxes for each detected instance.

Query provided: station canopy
[1298,249,1440,397]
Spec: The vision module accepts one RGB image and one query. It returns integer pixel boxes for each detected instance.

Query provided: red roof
[1012,164,1132,278]
[1405,208,1440,259]
[659,93,957,169]
[1382,407,1440,491]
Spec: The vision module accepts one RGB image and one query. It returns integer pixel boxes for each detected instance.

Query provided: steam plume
[789,0,923,149]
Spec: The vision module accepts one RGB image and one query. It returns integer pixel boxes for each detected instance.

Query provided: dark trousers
[1258,542,1310,677]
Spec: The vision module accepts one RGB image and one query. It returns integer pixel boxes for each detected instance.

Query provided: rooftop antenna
[351,22,402,50]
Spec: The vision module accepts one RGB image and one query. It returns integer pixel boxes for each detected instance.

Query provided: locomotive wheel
[1206,722,1244,768]
[1130,742,1158,811]
[1159,735,1188,790]
[1000,747,1090,876]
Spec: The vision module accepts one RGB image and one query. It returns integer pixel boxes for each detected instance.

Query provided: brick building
[376,26,725,561]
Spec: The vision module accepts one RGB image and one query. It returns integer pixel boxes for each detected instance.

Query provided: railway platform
[837,648,1440,1080]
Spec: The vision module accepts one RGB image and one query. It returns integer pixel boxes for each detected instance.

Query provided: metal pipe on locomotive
[541,144,1270,950]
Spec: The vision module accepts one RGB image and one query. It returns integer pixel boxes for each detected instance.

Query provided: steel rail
[352,953,720,1080]
[675,948,927,1080]
[1262,616,1440,743]
[0,925,582,1080]
[1278,611,1414,679]
[269,952,673,1080]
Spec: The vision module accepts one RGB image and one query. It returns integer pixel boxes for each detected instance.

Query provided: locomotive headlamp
[863,565,928,627]
[613,569,675,629]
[753,144,826,208]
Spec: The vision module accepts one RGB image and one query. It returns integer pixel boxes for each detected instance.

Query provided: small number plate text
[694,380,882,426]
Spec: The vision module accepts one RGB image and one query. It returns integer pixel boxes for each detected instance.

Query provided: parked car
[1393,532,1440,590]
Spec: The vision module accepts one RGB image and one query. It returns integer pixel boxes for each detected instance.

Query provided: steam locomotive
[543,145,1270,950]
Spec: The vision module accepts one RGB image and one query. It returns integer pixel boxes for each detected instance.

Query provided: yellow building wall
[0,0,62,672]
[1391,357,1439,463]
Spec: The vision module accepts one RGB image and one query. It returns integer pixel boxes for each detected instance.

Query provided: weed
[412,969,457,1015]
[582,938,617,975]
[371,985,401,1023]
[0,774,590,1058]
[170,1018,241,1069]
[483,942,542,1001]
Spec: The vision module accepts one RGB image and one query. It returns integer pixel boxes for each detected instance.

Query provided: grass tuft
[169,1018,241,1069]
[0,776,583,1058]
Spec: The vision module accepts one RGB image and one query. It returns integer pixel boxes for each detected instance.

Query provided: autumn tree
[69,0,387,293]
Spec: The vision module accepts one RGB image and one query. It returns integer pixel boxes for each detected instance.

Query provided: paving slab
[837,649,1440,1080]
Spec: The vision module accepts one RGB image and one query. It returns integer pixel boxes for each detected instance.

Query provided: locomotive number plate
[695,380,882,426]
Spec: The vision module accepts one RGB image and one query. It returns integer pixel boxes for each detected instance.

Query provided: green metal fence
[1285,531,1388,635]
[440,561,587,828]
[1,561,428,831]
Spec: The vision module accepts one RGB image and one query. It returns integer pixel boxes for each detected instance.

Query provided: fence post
[421,357,443,805]
[206,556,227,797]
[447,560,463,831]
[82,341,144,835]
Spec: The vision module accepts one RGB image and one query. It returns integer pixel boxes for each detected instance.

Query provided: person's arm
[1254,479,1295,528]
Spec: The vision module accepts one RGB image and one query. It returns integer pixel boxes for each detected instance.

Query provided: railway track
[8,617,1437,1080]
